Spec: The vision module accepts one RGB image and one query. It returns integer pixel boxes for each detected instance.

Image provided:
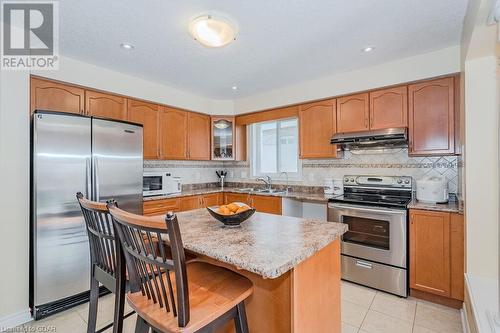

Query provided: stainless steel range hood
[330,127,408,150]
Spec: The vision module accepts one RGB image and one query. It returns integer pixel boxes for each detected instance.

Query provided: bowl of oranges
[207,202,256,227]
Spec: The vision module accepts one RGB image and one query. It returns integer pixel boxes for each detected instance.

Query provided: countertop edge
[144,187,332,203]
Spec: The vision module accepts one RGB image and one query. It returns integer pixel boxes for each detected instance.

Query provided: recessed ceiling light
[120,42,135,50]
[362,46,375,53]
[189,14,237,48]
[232,86,238,90]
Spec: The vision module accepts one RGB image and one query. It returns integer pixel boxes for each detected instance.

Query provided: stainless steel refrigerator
[30,111,143,319]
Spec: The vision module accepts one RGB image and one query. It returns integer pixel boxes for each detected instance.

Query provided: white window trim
[250,118,302,181]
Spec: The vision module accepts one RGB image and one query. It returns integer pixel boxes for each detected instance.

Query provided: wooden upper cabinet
[30,77,85,114]
[369,86,408,130]
[188,112,211,160]
[408,77,455,155]
[336,93,369,133]
[159,107,188,160]
[410,210,451,297]
[127,99,160,159]
[85,90,127,120]
[299,99,338,159]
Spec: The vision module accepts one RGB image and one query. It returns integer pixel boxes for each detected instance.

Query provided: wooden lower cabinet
[179,195,201,211]
[251,195,282,215]
[224,193,282,214]
[409,209,464,305]
[224,193,252,206]
[201,193,223,207]
[147,193,224,216]
[143,198,180,216]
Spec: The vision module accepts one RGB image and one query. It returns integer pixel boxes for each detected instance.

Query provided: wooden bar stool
[107,202,254,333]
[76,192,131,333]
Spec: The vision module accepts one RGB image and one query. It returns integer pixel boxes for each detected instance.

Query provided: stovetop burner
[329,193,411,207]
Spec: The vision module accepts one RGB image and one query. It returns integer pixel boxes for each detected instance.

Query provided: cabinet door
[30,77,85,114]
[201,193,223,207]
[450,213,464,301]
[188,112,211,160]
[180,195,201,211]
[143,198,180,216]
[410,210,451,297]
[251,195,282,215]
[85,90,127,120]
[408,77,455,155]
[211,117,235,160]
[336,93,369,133]
[159,107,188,160]
[299,99,338,159]
[224,193,251,206]
[369,86,408,130]
[127,99,160,159]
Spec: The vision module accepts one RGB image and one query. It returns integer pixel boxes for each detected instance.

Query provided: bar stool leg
[134,316,150,333]
[234,302,249,333]
[87,276,99,333]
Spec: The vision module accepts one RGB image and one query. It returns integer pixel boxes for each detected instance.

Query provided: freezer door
[32,112,91,306]
[92,118,143,214]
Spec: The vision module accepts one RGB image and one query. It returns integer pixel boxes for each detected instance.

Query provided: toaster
[416,176,449,203]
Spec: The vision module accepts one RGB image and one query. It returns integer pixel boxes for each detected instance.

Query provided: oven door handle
[328,203,406,215]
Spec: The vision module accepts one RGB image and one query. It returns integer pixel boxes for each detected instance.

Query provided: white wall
[0,69,31,323]
[31,56,234,115]
[464,55,499,278]
[233,46,461,113]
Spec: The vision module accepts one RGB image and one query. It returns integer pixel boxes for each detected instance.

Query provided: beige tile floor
[341,281,464,333]
[16,281,464,333]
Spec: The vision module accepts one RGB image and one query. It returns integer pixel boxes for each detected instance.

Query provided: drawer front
[341,255,407,297]
[143,198,180,216]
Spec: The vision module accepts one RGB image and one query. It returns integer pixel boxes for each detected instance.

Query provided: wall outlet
[308,173,315,182]
[241,171,247,178]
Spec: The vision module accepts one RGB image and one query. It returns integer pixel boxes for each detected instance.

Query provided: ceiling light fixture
[189,14,237,48]
[232,86,238,90]
[120,42,135,50]
[362,46,375,53]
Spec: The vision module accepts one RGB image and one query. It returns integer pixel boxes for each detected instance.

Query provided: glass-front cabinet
[211,116,235,160]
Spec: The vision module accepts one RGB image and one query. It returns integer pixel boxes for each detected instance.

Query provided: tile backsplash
[145,149,459,193]
[144,160,224,184]
[223,149,459,193]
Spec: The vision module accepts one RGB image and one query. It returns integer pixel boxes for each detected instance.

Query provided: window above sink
[250,118,301,180]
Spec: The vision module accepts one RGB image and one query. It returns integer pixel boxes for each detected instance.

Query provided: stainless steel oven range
[328,175,412,297]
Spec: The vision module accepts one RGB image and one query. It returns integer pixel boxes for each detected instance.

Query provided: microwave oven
[143,172,182,197]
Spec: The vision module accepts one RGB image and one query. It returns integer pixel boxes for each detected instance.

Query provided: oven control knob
[397,179,403,184]
[344,178,349,182]
[404,180,410,184]
[350,178,354,182]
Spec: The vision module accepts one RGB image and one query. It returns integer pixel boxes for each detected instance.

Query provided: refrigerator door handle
[94,157,100,202]
[85,157,91,199]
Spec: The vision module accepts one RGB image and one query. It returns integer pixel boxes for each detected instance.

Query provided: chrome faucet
[280,172,291,193]
[256,175,272,190]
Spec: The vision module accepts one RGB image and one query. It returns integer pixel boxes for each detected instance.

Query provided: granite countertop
[158,209,347,279]
[408,197,463,214]
[144,187,333,203]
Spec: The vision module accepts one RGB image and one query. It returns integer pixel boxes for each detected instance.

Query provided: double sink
[235,187,288,195]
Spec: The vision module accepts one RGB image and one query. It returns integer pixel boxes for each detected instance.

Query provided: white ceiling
[60,0,468,99]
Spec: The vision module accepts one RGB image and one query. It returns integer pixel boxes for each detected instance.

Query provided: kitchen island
[155,209,347,333]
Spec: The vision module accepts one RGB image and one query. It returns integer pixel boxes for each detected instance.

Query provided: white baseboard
[0,309,32,332]
[462,308,470,333]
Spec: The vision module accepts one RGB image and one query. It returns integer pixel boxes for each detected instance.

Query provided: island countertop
[159,208,347,279]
